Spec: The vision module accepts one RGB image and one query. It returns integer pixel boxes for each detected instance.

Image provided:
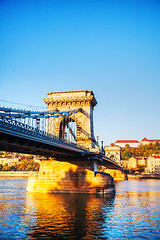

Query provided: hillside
[120,141,160,160]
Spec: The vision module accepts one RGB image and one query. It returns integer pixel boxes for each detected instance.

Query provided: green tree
[121,149,132,160]
[120,141,160,159]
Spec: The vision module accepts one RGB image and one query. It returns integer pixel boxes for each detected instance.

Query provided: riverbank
[0,171,37,178]
[0,171,159,180]
[128,173,160,180]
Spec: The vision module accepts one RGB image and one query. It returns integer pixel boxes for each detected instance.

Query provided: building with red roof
[141,137,160,145]
[114,140,140,148]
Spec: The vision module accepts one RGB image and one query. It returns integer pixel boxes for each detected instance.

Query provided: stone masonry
[43,90,98,150]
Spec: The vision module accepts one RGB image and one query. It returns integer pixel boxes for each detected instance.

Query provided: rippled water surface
[0,178,159,239]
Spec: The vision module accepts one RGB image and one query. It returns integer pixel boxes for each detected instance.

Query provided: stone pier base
[104,169,128,181]
[27,159,115,194]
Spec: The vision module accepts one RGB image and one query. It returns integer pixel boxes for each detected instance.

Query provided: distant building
[104,146,121,165]
[137,157,147,167]
[141,137,160,146]
[114,140,140,148]
[0,157,20,166]
[121,157,147,170]
[113,138,160,148]
[146,155,160,174]
[128,157,137,169]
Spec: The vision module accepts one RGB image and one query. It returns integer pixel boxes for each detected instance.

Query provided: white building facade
[114,140,140,148]
[146,155,160,174]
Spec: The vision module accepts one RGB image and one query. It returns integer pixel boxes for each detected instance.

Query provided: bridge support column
[103,169,128,181]
[27,159,115,194]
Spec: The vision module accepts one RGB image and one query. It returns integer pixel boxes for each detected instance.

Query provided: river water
[0,178,159,240]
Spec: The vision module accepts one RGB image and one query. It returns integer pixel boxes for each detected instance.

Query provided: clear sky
[0,0,160,146]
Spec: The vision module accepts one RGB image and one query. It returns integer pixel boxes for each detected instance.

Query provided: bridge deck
[0,117,122,170]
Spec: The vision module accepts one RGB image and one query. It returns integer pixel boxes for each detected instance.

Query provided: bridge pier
[27,159,115,194]
[103,169,128,181]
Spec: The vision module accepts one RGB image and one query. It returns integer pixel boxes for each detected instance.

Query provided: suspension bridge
[0,90,125,194]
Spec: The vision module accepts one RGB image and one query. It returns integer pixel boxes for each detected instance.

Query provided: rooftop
[141,137,160,142]
[115,140,140,143]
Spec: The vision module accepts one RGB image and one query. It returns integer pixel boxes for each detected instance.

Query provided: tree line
[0,159,40,171]
[121,141,160,160]
[0,152,40,171]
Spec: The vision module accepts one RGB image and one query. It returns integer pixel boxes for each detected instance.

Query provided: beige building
[137,157,147,167]
[128,157,137,169]
[121,157,147,171]
[146,155,160,174]
[141,137,160,146]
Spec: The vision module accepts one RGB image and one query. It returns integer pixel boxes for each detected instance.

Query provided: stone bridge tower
[27,90,121,194]
[43,90,97,150]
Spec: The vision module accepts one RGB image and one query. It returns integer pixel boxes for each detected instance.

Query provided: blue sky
[0,0,160,145]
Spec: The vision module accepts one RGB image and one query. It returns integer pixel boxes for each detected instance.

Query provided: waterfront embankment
[128,173,160,180]
[0,171,36,178]
[0,171,159,180]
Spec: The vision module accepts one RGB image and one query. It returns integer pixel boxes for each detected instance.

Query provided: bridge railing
[0,117,89,152]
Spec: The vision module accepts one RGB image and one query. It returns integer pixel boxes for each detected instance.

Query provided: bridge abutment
[27,159,115,194]
[103,169,127,181]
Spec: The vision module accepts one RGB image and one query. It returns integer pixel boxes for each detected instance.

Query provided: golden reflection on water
[26,192,115,239]
[0,179,159,239]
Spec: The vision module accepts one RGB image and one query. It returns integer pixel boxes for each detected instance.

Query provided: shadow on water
[26,192,115,240]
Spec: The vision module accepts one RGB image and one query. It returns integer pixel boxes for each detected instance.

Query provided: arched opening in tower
[59,117,77,143]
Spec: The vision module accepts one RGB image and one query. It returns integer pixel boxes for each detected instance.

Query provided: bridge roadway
[0,117,122,170]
